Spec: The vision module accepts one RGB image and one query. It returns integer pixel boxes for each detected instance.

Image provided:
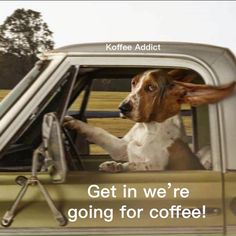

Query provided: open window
[67,66,212,171]
[0,65,80,171]
[0,65,212,172]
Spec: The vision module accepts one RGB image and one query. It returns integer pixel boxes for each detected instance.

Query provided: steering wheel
[62,126,85,171]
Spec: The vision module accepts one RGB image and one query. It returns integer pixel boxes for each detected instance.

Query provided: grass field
[0,90,9,101]
[70,91,131,111]
[0,90,192,154]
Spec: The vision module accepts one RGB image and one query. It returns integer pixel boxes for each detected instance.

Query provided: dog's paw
[63,116,76,128]
[99,161,123,173]
[63,116,83,132]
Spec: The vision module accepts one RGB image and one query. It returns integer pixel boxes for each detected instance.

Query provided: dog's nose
[119,102,132,113]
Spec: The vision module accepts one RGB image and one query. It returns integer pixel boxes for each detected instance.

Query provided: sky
[0,1,236,53]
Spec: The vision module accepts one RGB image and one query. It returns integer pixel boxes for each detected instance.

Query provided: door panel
[224,172,236,234]
[0,171,223,234]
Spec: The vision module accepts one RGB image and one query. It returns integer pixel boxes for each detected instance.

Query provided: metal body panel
[210,52,236,170]
[223,172,236,234]
[0,171,223,233]
[51,42,225,62]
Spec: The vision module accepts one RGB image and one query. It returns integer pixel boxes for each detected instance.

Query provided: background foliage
[0,8,54,89]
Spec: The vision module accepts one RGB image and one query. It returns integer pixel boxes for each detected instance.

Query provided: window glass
[0,66,77,171]
[0,60,51,118]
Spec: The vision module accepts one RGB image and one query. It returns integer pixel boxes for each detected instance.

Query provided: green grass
[0,90,9,101]
[0,90,192,154]
[70,91,130,111]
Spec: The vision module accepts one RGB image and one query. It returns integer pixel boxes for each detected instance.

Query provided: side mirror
[1,113,68,227]
[42,113,67,183]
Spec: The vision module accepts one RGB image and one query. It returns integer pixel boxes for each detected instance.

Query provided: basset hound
[64,69,235,172]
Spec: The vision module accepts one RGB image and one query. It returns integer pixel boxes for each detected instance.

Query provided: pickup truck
[0,42,235,235]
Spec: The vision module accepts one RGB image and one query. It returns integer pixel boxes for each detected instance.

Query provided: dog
[64,69,235,172]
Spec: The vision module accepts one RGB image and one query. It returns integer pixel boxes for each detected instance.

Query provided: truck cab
[0,42,236,235]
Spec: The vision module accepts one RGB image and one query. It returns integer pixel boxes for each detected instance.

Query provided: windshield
[0,60,51,118]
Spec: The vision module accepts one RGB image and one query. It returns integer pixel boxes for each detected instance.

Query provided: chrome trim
[0,226,223,235]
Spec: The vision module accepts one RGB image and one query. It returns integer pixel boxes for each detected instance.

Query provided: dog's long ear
[175,81,236,106]
[168,69,199,83]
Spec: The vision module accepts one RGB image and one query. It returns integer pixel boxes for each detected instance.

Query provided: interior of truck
[0,66,211,172]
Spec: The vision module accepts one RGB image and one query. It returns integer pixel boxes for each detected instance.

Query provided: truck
[0,42,235,235]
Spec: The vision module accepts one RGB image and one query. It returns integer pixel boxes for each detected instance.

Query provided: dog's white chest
[124,115,184,169]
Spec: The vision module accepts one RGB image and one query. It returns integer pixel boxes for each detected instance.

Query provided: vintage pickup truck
[0,42,235,235]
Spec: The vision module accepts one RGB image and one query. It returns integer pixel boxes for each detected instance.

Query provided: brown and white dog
[64,69,235,172]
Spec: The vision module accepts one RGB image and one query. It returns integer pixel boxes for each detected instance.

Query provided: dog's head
[119,69,235,122]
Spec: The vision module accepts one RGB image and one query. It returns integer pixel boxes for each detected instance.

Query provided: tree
[0,8,54,57]
[0,9,54,89]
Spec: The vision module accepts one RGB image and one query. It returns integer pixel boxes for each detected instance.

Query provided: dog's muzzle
[119,101,132,116]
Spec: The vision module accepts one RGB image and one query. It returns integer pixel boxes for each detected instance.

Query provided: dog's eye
[131,80,136,86]
[146,85,156,92]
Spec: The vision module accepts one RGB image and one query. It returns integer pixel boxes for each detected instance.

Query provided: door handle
[176,207,221,217]
[204,207,221,216]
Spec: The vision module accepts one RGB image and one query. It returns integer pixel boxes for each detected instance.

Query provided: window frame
[67,55,222,171]
[0,54,223,171]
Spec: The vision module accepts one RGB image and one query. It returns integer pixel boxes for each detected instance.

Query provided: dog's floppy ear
[175,81,236,106]
[168,69,199,83]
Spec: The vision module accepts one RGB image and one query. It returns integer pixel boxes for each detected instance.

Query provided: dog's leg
[196,145,212,170]
[64,116,128,161]
[99,161,163,173]
[99,139,166,173]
